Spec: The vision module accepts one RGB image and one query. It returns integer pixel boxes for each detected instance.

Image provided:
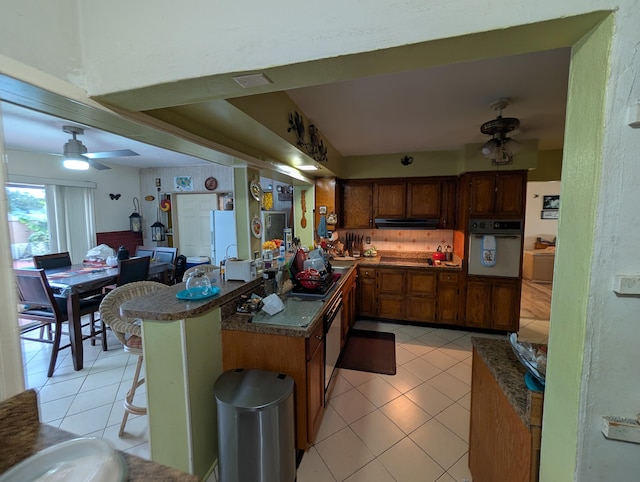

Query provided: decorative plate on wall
[249,180,262,202]
[251,215,263,238]
[205,177,218,191]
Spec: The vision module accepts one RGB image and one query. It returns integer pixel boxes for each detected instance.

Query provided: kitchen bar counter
[117,276,263,480]
[470,337,543,482]
[0,390,199,482]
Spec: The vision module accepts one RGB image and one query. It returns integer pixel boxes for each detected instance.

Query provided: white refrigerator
[210,210,237,265]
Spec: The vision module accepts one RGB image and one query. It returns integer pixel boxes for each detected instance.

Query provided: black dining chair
[116,256,151,286]
[33,252,72,270]
[134,246,156,258]
[153,247,178,284]
[15,268,105,376]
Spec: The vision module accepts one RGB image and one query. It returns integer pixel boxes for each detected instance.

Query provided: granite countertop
[0,390,199,481]
[121,277,263,321]
[221,265,352,338]
[340,253,463,271]
[471,337,544,427]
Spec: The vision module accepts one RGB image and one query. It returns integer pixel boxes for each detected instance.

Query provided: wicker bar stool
[99,280,167,436]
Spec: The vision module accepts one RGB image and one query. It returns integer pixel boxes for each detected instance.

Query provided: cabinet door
[495,172,526,217]
[406,271,436,296]
[491,279,521,331]
[342,182,373,228]
[465,279,491,327]
[440,179,457,228]
[378,293,405,319]
[378,269,405,293]
[406,296,436,322]
[306,336,324,442]
[357,268,377,317]
[407,180,441,218]
[437,284,459,324]
[375,182,406,218]
[468,174,496,216]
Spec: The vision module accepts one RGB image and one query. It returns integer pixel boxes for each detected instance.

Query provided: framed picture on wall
[174,176,193,192]
[542,195,560,210]
[541,210,559,220]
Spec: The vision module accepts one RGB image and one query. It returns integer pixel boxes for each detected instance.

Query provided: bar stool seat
[99,281,167,436]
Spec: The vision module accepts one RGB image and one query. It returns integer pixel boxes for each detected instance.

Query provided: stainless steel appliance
[262,211,288,242]
[324,293,343,394]
[468,219,523,278]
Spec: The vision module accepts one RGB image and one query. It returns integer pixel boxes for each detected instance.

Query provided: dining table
[45,261,169,371]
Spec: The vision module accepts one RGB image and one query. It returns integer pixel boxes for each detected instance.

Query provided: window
[6,183,48,267]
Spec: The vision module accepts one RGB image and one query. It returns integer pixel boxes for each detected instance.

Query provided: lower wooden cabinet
[405,271,436,323]
[306,321,325,442]
[357,267,377,317]
[221,321,325,450]
[437,272,460,324]
[377,268,406,320]
[465,276,521,331]
[341,268,357,348]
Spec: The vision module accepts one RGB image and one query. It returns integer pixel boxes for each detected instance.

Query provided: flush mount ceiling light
[480,98,521,166]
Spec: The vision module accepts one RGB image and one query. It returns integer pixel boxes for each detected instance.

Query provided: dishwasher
[324,293,343,395]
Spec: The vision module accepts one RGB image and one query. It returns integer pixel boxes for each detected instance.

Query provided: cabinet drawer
[438,272,460,284]
[358,267,376,279]
[306,321,324,361]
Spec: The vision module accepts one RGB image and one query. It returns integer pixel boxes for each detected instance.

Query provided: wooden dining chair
[15,268,105,376]
[33,252,72,270]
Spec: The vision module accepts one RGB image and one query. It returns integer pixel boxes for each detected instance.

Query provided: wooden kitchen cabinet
[439,178,457,228]
[341,267,357,348]
[470,342,543,482]
[222,322,325,450]
[357,267,377,317]
[465,171,527,218]
[306,321,325,443]
[465,276,521,331]
[436,271,460,324]
[405,270,437,323]
[377,268,405,320]
[406,180,441,218]
[340,180,373,228]
[374,181,406,218]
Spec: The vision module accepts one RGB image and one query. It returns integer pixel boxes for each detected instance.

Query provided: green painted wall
[539,15,612,480]
[528,150,563,181]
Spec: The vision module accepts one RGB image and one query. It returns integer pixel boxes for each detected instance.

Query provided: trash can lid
[214,368,294,410]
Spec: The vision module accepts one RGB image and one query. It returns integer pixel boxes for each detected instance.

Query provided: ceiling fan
[480,98,520,166]
[62,125,139,170]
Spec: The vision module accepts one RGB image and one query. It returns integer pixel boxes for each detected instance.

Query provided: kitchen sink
[331,266,352,275]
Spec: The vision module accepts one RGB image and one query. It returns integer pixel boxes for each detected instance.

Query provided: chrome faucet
[224,243,237,260]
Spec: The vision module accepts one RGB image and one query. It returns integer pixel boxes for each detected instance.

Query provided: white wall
[6,150,141,234]
[524,181,560,249]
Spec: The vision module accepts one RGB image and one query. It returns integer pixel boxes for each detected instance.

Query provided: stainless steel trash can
[214,368,296,482]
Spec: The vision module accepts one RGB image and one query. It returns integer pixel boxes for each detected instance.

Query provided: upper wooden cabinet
[340,180,373,228]
[406,180,441,218]
[465,171,527,218]
[374,182,406,218]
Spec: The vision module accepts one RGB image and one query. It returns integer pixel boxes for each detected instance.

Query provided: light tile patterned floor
[21,316,549,482]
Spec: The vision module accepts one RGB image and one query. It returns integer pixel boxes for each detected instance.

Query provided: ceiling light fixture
[62,125,90,170]
[298,165,319,171]
[480,98,520,166]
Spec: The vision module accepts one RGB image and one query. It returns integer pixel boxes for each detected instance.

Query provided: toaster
[225,259,257,282]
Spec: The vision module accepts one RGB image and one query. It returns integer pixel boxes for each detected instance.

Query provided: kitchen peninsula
[120,277,264,479]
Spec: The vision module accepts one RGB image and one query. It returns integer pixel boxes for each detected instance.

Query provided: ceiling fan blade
[88,159,111,170]
[85,149,139,159]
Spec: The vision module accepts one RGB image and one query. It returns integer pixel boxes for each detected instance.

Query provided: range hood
[374,218,440,230]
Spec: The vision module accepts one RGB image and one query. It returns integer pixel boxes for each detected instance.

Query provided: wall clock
[205,177,218,191]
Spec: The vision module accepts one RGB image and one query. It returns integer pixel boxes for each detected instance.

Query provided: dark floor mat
[338,329,396,375]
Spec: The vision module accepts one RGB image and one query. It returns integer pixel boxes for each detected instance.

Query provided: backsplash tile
[336,229,454,254]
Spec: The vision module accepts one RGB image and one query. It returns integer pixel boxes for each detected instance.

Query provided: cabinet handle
[315,335,323,340]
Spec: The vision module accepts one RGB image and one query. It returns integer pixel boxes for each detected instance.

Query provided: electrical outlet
[366,236,371,244]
